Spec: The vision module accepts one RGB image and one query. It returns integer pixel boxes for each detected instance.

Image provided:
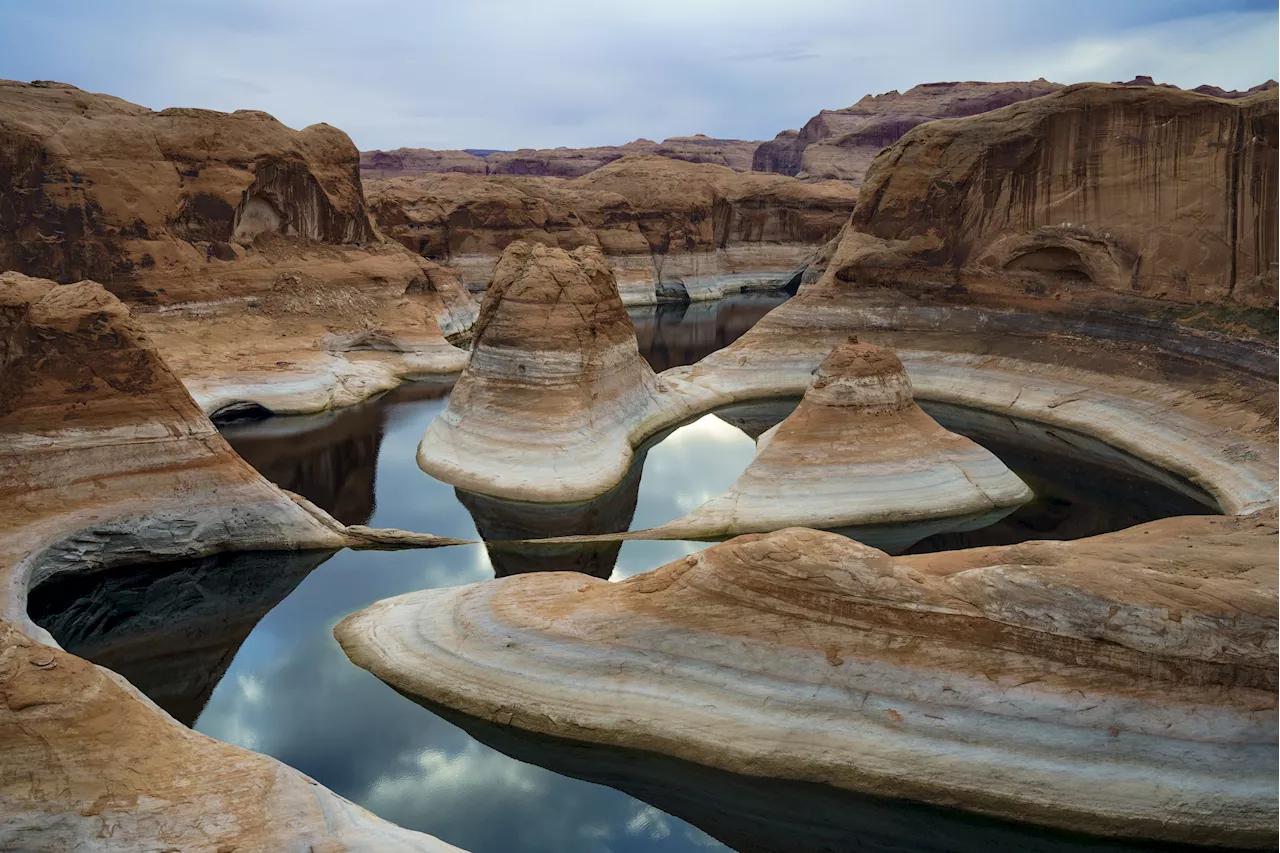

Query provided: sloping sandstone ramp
[338,521,1278,849]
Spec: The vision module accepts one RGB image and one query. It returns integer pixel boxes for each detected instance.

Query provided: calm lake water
[30,293,1224,853]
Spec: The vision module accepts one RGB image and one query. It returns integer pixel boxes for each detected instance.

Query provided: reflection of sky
[199,388,750,851]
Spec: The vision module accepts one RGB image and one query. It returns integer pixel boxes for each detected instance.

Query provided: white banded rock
[654,339,1031,543]
[0,273,465,853]
[337,520,1278,849]
[417,242,683,501]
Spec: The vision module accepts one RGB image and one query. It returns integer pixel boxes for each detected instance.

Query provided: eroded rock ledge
[0,273,465,852]
[337,519,1278,848]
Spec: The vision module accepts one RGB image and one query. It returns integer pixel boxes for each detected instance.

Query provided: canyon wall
[752,80,1064,185]
[0,79,377,287]
[841,83,1279,309]
[0,79,477,412]
[361,134,760,179]
[366,155,858,302]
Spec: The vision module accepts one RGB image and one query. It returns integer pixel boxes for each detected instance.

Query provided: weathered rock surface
[338,517,1278,848]
[416,243,681,500]
[844,82,1279,308]
[362,135,761,180]
[0,79,476,414]
[752,80,1063,184]
[655,339,1030,544]
[0,273,464,852]
[343,75,1277,851]
[366,155,857,303]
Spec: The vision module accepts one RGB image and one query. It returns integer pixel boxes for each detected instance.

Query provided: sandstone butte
[364,154,859,304]
[360,133,762,179]
[649,338,1032,547]
[0,273,469,852]
[0,78,478,418]
[752,76,1278,186]
[415,241,677,501]
[338,81,1278,847]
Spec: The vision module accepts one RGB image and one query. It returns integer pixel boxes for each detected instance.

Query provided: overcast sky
[1,0,1276,151]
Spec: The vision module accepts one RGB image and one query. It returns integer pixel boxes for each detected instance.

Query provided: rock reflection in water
[709,398,1219,553]
[27,550,335,726]
[221,381,452,525]
[407,699,1230,853]
[910,402,1219,553]
[456,452,646,577]
[630,294,787,372]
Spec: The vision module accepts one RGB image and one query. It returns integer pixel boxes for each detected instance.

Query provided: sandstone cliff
[366,155,858,302]
[842,82,1279,310]
[752,80,1064,185]
[0,79,477,412]
[362,134,761,179]
[0,79,377,286]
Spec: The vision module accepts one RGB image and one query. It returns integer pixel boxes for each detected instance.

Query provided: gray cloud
[1,1,1274,150]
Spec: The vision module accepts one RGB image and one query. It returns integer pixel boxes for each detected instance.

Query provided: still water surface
[30,294,1223,853]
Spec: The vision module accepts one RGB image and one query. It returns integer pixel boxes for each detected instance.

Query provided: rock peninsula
[337,516,1278,848]
[416,242,680,501]
[0,273,466,851]
[653,338,1031,545]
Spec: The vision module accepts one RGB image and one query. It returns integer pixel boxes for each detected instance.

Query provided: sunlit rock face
[656,339,1030,545]
[337,517,1278,849]
[417,242,672,501]
[365,155,857,304]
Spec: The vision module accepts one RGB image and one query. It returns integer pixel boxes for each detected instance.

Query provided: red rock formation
[360,147,489,178]
[753,80,1064,185]
[362,135,761,179]
[0,79,477,411]
[846,83,1279,308]
[0,79,379,286]
[366,155,858,300]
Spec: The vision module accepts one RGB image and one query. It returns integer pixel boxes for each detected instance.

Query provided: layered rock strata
[752,80,1063,184]
[365,155,857,304]
[338,517,1278,848]
[416,242,691,501]
[0,274,465,852]
[844,83,1279,307]
[653,339,1031,544]
[340,77,1277,851]
[0,79,476,415]
[362,135,761,179]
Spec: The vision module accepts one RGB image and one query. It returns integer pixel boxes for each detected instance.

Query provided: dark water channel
[30,293,1224,853]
